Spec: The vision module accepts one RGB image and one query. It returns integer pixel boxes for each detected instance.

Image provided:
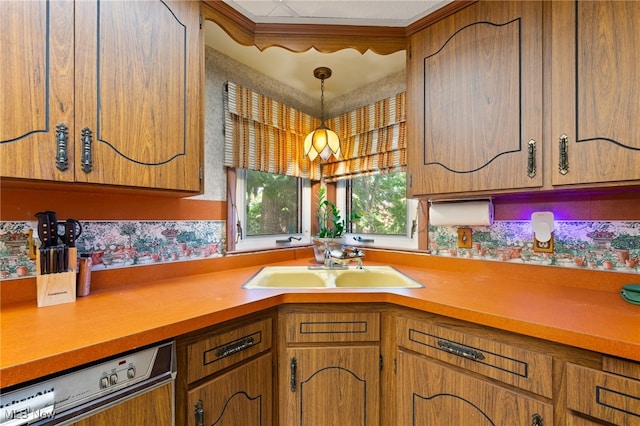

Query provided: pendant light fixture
[304,67,340,161]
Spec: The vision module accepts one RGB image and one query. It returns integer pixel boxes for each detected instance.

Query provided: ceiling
[205,1,452,98]
[222,0,452,27]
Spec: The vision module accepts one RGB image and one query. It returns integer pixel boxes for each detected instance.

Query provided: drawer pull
[437,340,485,361]
[215,336,254,358]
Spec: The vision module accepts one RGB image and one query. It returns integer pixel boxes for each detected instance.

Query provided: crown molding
[201,0,476,54]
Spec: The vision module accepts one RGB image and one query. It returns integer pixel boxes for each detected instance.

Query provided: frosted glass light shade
[304,125,340,161]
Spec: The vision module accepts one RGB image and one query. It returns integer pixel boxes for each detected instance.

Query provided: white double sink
[243,265,423,289]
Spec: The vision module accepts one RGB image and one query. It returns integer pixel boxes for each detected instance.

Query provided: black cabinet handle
[81,127,93,173]
[531,413,544,426]
[437,340,485,361]
[194,399,204,426]
[290,357,297,392]
[558,134,569,175]
[55,123,69,171]
[214,336,254,358]
[527,139,536,178]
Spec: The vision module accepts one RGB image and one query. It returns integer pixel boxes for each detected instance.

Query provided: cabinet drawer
[397,316,553,398]
[603,355,640,381]
[284,312,380,343]
[567,363,640,425]
[187,318,272,383]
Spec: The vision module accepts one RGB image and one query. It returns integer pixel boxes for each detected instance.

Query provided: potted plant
[611,234,640,263]
[311,187,359,263]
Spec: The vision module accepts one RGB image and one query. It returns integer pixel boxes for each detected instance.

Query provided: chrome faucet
[325,247,365,269]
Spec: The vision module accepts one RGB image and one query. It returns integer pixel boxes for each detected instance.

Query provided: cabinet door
[74,0,202,191]
[397,351,553,425]
[282,346,379,426]
[0,0,75,181]
[407,1,542,197]
[187,354,273,426]
[551,1,640,187]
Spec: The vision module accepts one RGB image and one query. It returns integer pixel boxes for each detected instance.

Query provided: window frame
[234,169,311,251]
[337,175,419,250]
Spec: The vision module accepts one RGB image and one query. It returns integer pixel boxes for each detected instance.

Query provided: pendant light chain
[320,77,325,123]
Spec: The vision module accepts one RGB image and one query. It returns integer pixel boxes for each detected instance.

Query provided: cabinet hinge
[408,45,412,59]
[199,14,203,30]
[380,355,383,371]
[199,167,203,182]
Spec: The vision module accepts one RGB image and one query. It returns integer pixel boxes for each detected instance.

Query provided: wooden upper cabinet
[551,1,640,187]
[74,0,202,191]
[407,1,543,198]
[1,0,202,192]
[0,1,75,181]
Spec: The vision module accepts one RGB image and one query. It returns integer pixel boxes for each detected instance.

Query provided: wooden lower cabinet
[397,351,553,425]
[278,307,382,426]
[176,314,274,426]
[566,363,640,426]
[187,353,272,426]
[281,346,380,426]
[172,304,638,426]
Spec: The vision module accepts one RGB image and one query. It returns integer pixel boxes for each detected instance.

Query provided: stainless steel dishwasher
[0,340,175,426]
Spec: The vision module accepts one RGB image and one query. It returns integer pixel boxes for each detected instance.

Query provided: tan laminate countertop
[1,253,639,388]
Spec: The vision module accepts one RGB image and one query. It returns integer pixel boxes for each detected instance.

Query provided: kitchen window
[224,83,412,251]
[338,172,418,250]
[234,169,311,251]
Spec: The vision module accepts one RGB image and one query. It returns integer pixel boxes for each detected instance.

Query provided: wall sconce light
[304,67,340,161]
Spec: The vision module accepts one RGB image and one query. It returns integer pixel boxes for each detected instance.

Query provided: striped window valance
[322,92,406,182]
[223,82,321,180]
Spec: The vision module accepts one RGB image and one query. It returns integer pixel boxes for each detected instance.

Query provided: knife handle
[39,247,48,274]
[63,219,82,247]
[45,211,59,246]
[35,212,52,247]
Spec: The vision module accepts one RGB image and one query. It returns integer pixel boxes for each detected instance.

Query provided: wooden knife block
[36,247,77,307]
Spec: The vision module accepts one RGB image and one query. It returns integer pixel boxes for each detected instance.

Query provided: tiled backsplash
[0,220,225,279]
[1,219,638,280]
[429,220,639,273]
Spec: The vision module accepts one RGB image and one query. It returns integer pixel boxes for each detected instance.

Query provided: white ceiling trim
[222,0,453,27]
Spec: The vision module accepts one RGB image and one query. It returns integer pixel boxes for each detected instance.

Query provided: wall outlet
[457,227,473,249]
[533,234,554,253]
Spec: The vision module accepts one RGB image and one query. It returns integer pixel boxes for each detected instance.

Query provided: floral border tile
[429,220,640,273]
[0,220,226,280]
[0,221,35,279]
[2,218,639,281]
